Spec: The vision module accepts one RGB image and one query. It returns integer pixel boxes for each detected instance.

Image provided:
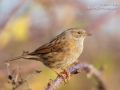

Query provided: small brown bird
[5,28,91,81]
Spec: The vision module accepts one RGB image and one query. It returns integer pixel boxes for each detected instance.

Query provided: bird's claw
[58,69,71,84]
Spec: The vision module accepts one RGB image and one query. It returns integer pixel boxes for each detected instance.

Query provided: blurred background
[0,0,120,90]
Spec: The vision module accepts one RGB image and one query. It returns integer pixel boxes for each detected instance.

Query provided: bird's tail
[5,54,40,62]
[5,55,27,62]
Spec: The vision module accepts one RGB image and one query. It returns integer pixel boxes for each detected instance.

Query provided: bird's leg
[51,68,66,83]
[61,68,71,80]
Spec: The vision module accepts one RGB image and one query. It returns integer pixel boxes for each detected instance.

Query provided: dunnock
[5,28,91,81]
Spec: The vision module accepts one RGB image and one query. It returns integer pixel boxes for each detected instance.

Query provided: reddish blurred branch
[0,0,27,31]
[45,63,107,90]
[85,10,120,31]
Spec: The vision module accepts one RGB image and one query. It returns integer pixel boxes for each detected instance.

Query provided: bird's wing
[29,34,65,55]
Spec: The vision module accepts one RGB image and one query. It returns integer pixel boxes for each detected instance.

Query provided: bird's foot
[61,68,71,83]
[52,68,70,83]
[57,73,68,83]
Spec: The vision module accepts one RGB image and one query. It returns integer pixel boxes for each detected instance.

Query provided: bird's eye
[78,32,81,34]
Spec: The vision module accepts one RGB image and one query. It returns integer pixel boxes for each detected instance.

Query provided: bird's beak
[84,33,92,36]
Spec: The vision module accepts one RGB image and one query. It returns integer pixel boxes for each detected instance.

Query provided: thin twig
[5,51,41,90]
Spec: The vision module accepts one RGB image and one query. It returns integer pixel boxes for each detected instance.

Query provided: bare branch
[45,63,107,90]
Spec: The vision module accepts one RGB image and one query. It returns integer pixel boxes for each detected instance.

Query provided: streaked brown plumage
[5,28,92,80]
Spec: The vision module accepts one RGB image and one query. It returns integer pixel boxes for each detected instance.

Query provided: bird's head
[65,28,92,40]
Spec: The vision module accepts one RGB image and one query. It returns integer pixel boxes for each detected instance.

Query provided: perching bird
[5,28,92,81]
